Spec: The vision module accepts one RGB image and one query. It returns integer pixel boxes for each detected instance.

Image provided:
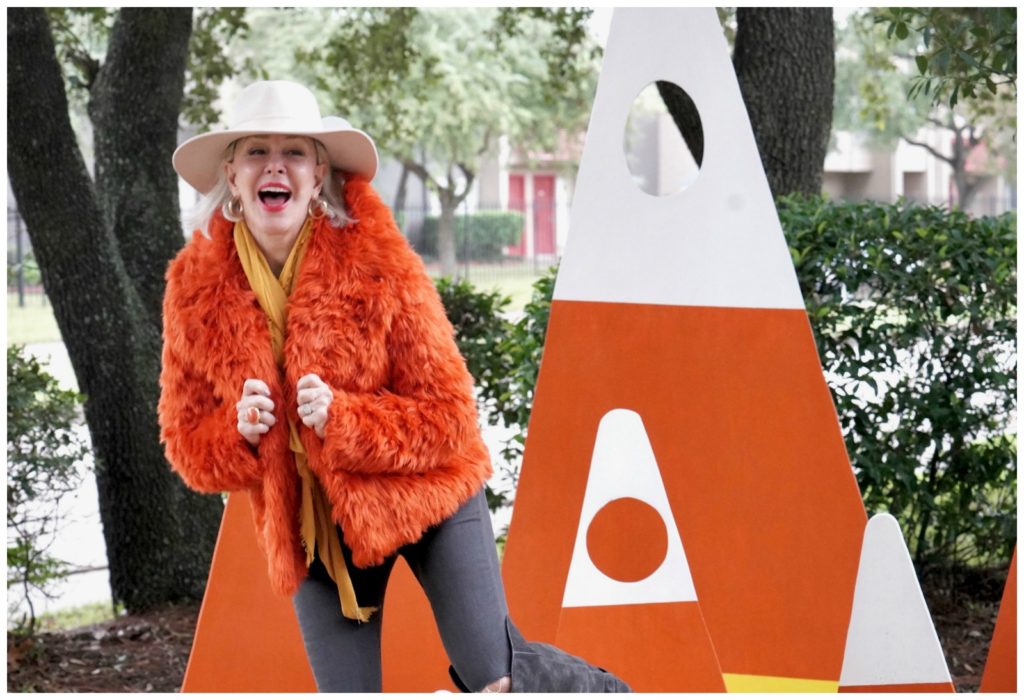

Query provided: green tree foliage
[181,9,253,128]
[447,204,1016,572]
[834,9,1016,204]
[294,7,597,276]
[833,10,932,145]
[46,8,110,91]
[7,346,90,637]
[490,7,599,110]
[874,8,1017,109]
[298,8,595,166]
[45,7,252,130]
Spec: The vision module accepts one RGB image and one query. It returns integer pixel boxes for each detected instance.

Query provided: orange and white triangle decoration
[181,492,316,692]
[182,492,456,692]
[838,514,954,693]
[502,7,865,692]
[979,547,1016,692]
[554,409,724,691]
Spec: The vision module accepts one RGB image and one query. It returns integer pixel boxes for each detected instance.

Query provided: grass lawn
[470,272,544,311]
[34,599,123,633]
[7,292,61,345]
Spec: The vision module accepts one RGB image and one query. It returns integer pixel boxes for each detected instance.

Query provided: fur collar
[165,177,408,405]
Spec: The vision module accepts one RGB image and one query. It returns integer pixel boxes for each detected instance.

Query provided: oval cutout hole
[624,80,703,196]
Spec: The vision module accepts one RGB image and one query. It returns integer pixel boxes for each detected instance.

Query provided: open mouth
[257,184,292,209]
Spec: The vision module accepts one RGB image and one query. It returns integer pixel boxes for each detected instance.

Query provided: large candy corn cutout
[838,514,954,692]
[980,547,1017,692]
[183,492,455,692]
[181,492,315,692]
[502,8,867,690]
[554,410,725,691]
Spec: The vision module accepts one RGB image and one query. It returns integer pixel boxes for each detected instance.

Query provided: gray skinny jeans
[292,490,511,692]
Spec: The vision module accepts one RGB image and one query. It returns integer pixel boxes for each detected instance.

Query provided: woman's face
[225,134,327,240]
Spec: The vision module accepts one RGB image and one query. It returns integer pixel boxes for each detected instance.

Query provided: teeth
[259,186,290,194]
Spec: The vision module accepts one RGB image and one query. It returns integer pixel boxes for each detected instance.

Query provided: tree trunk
[393,162,410,214]
[438,194,459,278]
[7,8,224,613]
[957,177,982,210]
[89,9,195,329]
[731,8,835,198]
[392,163,413,246]
[949,129,983,210]
[657,80,703,166]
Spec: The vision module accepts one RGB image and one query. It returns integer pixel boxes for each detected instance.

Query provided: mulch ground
[7,602,198,693]
[930,598,1000,692]
[6,574,1005,693]
[920,566,1007,693]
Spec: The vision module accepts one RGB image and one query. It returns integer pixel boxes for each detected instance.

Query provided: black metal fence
[7,206,48,308]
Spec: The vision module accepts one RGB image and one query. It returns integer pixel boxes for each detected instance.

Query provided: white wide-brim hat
[172,80,378,194]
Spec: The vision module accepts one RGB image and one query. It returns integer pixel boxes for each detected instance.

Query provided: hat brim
[173,126,379,195]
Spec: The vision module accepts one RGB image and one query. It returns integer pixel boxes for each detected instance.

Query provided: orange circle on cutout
[586,497,668,583]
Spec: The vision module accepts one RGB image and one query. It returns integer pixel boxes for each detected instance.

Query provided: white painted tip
[839,513,953,687]
[561,409,697,608]
[553,7,804,310]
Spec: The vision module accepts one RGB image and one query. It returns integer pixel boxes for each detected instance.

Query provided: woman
[159,80,628,693]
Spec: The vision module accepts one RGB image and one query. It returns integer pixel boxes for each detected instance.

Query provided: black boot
[449,619,632,693]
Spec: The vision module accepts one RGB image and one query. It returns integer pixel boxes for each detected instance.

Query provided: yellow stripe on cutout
[723,673,839,693]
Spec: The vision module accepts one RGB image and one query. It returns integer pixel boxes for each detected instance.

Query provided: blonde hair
[185,138,352,238]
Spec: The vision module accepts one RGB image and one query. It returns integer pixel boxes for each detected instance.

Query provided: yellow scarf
[234,218,377,623]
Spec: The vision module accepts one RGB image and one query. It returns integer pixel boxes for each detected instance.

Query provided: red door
[508,173,526,257]
[533,174,556,255]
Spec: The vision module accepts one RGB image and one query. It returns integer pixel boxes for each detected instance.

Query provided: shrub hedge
[421,210,525,261]
[780,196,1016,571]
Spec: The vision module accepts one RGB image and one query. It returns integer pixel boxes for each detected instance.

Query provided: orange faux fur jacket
[158,177,492,597]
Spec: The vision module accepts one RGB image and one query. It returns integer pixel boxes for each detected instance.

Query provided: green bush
[7,345,90,637]
[421,210,525,261]
[436,276,511,412]
[443,199,1016,576]
[477,270,555,475]
[436,276,513,510]
[437,271,554,503]
[779,196,1016,572]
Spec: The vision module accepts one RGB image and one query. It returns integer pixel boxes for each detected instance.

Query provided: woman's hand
[297,373,334,439]
[236,378,276,447]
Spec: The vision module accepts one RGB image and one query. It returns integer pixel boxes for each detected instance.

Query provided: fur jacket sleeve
[158,332,264,493]
[316,263,481,475]
[158,177,491,588]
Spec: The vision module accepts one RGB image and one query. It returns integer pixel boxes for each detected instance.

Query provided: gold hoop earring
[308,196,329,220]
[222,197,244,221]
